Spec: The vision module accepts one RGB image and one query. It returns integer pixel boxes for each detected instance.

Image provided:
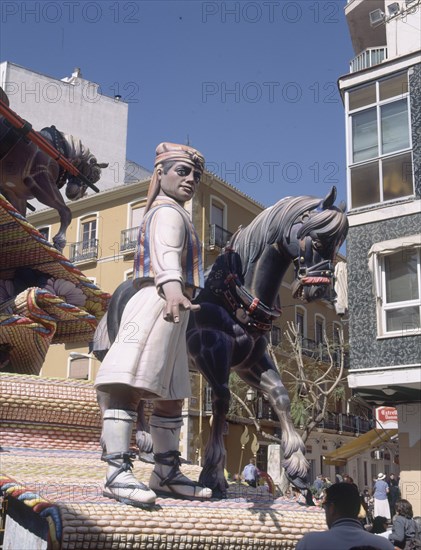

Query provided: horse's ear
[338,200,347,213]
[320,186,337,210]
[97,163,109,169]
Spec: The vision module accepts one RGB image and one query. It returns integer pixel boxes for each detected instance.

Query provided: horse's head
[65,159,108,201]
[285,187,348,303]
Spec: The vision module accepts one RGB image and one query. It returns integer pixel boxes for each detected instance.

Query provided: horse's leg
[188,326,235,498]
[236,349,313,503]
[22,162,70,251]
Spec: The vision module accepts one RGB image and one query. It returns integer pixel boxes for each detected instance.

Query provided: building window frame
[314,314,326,346]
[209,196,230,249]
[36,225,51,242]
[346,71,414,210]
[295,306,307,341]
[369,237,421,338]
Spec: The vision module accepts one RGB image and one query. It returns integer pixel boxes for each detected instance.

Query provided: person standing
[374,473,391,520]
[95,142,212,507]
[388,473,401,517]
[296,483,394,550]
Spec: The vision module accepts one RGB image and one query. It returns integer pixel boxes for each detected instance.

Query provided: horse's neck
[243,245,291,308]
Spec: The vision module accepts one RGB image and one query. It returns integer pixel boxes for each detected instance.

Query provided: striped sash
[133,199,203,289]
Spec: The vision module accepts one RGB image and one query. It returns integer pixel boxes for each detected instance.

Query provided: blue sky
[0,0,355,207]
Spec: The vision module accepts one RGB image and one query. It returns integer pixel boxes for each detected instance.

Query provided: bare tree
[273,321,347,444]
[228,322,347,446]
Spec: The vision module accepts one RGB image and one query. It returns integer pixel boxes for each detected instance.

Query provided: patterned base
[0,448,326,549]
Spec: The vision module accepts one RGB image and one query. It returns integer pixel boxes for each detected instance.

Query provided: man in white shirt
[296,483,394,550]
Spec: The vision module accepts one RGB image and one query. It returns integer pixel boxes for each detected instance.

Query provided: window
[210,198,231,248]
[121,202,145,252]
[37,226,50,242]
[82,217,97,249]
[295,307,306,340]
[315,315,325,345]
[271,325,282,346]
[369,236,421,337]
[347,72,413,209]
[70,214,99,263]
[130,202,145,228]
[381,249,420,334]
[68,356,89,379]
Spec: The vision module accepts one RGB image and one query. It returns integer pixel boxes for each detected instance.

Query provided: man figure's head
[322,482,360,528]
[146,142,205,212]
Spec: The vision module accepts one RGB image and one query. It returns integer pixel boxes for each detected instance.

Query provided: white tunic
[94,200,196,399]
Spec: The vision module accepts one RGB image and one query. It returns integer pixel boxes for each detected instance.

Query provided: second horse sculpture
[99,186,348,501]
[0,87,108,251]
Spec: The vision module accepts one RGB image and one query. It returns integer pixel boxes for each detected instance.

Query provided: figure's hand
[161,281,200,323]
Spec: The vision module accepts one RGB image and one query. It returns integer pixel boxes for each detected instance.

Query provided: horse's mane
[61,133,102,182]
[230,195,348,274]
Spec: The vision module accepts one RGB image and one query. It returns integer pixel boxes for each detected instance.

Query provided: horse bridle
[40,126,71,189]
[206,248,280,333]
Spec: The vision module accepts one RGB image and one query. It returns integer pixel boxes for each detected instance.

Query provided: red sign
[376,407,398,429]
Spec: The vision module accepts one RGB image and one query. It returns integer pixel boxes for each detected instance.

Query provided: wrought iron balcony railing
[350,46,387,73]
[121,226,140,252]
[300,337,350,368]
[69,238,99,263]
[209,224,233,249]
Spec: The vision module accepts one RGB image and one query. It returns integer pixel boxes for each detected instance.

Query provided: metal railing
[300,337,350,368]
[318,412,373,434]
[350,46,387,73]
[120,226,140,252]
[209,224,233,249]
[69,238,99,263]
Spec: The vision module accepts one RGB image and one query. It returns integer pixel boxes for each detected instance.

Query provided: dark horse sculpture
[0,87,108,251]
[96,187,348,501]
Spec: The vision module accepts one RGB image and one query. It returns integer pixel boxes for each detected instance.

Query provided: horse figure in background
[98,187,348,502]
[0,87,108,251]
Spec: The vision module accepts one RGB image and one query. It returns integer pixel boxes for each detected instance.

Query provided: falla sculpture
[94,141,348,507]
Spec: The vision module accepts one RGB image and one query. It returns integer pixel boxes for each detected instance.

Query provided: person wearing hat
[95,142,212,507]
[374,473,391,520]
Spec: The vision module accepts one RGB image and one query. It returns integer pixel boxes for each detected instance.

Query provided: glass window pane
[352,108,378,162]
[211,203,224,227]
[131,205,145,228]
[383,153,413,201]
[351,162,380,208]
[379,73,408,101]
[349,83,376,110]
[386,307,420,332]
[385,251,419,302]
[381,99,409,154]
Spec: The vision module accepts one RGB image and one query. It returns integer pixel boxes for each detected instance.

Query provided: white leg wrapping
[149,415,212,500]
[102,409,156,506]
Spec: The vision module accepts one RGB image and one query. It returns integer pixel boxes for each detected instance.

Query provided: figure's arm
[150,207,199,323]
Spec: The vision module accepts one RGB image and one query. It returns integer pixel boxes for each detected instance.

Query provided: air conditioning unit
[369,8,386,27]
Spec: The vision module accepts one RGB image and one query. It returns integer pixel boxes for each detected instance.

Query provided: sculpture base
[0,447,325,549]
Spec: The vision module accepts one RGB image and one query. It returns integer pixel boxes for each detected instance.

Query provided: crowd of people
[296,472,421,549]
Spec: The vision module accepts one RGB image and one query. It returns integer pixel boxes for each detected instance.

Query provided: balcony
[300,338,350,369]
[69,238,99,264]
[350,46,387,73]
[120,226,140,253]
[209,224,233,249]
[318,412,373,435]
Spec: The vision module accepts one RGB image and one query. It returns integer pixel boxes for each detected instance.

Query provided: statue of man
[95,142,212,507]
